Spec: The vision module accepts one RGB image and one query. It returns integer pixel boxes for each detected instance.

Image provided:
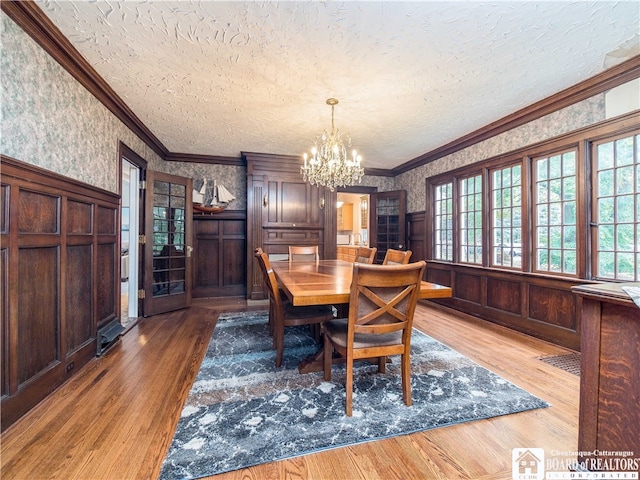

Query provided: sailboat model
[193,179,235,214]
[212,182,236,206]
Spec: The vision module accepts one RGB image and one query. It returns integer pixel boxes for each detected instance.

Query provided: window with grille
[594,133,640,281]
[459,175,483,264]
[491,164,522,268]
[434,182,453,261]
[534,150,577,275]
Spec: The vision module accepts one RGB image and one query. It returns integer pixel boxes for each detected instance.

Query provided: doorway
[336,192,370,247]
[121,158,140,327]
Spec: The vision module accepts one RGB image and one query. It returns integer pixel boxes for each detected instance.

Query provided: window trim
[425,113,639,282]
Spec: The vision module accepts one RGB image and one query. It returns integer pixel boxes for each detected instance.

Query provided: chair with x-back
[255,248,333,367]
[288,245,319,264]
[382,248,412,265]
[323,260,426,416]
[355,246,377,264]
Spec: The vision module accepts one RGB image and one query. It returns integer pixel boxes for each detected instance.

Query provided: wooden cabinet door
[143,170,193,316]
[370,190,406,263]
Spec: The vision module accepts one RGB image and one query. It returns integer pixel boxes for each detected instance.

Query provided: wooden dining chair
[382,248,412,265]
[355,246,377,264]
[288,245,319,263]
[255,248,333,367]
[323,261,426,416]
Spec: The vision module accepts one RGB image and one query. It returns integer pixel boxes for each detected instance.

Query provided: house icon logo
[512,448,545,480]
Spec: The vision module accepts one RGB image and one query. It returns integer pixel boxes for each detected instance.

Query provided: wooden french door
[143,170,193,316]
[370,190,407,263]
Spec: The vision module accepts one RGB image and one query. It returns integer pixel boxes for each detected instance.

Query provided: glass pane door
[144,170,192,316]
[370,190,406,263]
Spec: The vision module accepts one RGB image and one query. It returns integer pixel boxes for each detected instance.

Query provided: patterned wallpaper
[396,95,607,213]
[0,12,619,215]
[1,13,160,193]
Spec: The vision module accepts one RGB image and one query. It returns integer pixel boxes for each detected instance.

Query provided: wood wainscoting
[0,156,120,431]
[192,210,246,298]
[426,262,583,350]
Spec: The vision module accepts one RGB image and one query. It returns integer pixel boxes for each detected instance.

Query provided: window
[491,164,522,268]
[459,175,483,264]
[594,133,640,281]
[534,150,577,275]
[426,120,638,282]
[434,182,453,261]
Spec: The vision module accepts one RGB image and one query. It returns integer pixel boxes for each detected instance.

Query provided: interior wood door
[370,190,407,263]
[143,170,193,316]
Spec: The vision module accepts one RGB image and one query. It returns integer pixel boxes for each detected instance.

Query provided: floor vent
[539,353,581,376]
[97,319,125,356]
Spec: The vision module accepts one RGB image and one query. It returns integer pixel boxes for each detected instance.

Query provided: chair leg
[401,353,412,407]
[274,323,284,368]
[310,323,321,343]
[346,355,354,416]
[377,355,386,373]
[323,334,332,381]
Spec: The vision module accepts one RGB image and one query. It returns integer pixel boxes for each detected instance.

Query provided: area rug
[159,311,549,480]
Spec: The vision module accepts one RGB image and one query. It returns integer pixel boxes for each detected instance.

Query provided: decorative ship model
[193,179,235,214]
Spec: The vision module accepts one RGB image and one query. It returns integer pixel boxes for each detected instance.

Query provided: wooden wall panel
[97,205,115,234]
[194,236,219,287]
[192,212,246,298]
[529,284,576,330]
[18,247,59,385]
[65,245,93,354]
[1,156,119,430]
[486,277,521,314]
[407,212,426,263]
[426,266,452,287]
[426,261,581,349]
[67,200,92,234]
[281,182,308,224]
[18,190,58,234]
[222,238,245,287]
[96,243,116,327]
[454,271,482,305]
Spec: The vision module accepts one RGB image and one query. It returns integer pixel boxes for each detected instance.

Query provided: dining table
[271,259,453,373]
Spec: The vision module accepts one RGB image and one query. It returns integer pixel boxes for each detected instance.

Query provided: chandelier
[301,98,364,192]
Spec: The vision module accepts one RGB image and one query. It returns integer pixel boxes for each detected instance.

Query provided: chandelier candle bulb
[301,98,365,191]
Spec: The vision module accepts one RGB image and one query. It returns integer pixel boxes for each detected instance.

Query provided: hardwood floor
[1,299,579,480]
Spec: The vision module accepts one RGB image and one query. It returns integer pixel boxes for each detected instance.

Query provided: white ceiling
[36,1,639,169]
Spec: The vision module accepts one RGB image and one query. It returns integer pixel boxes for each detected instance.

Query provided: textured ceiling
[37,1,639,169]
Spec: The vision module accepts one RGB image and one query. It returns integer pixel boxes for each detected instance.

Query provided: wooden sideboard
[572,282,640,472]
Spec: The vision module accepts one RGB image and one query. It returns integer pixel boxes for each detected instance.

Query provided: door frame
[118,142,147,319]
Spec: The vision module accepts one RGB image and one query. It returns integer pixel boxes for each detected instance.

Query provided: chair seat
[324,318,402,349]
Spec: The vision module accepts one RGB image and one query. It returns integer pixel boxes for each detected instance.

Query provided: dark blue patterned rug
[159,311,548,479]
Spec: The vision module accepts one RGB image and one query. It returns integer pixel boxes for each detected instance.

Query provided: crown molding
[164,152,244,166]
